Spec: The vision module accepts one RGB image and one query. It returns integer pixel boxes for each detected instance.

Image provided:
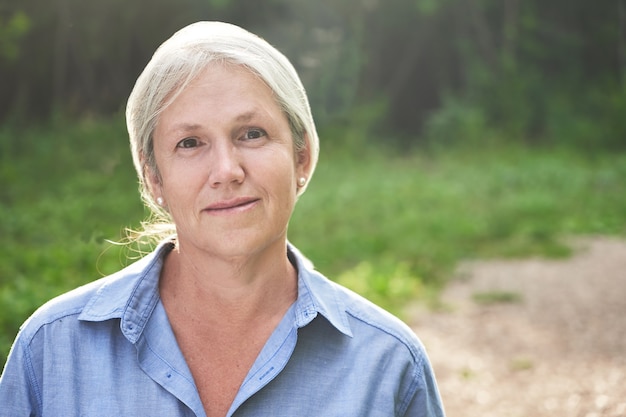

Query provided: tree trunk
[617,0,626,87]
[53,0,70,111]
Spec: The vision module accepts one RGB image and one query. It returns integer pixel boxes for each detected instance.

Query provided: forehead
[155,63,288,132]
[174,63,273,103]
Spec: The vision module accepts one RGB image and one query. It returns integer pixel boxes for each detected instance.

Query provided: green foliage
[290,133,626,301]
[0,0,624,151]
[0,118,145,366]
[0,11,31,62]
[317,98,389,152]
[334,260,425,318]
[544,82,626,150]
[422,95,491,148]
[2,118,626,370]
[208,0,232,10]
[423,75,626,150]
[414,0,441,16]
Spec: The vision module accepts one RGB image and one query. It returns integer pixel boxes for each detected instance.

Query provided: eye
[176,137,199,149]
[243,128,266,140]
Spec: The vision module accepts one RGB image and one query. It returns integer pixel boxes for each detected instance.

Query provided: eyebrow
[234,110,259,123]
[173,122,202,131]
[169,111,260,130]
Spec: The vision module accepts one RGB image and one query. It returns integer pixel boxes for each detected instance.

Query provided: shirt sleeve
[0,334,40,417]
[401,357,446,417]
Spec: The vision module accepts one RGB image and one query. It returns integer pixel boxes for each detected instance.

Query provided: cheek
[158,155,206,189]
[266,157,298,189]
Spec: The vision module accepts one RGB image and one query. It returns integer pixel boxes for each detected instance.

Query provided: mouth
[204,197,260,214]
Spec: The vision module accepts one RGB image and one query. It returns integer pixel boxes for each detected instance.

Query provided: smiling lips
[204,197,260,214]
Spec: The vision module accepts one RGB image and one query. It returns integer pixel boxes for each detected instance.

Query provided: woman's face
[150,63,310,259]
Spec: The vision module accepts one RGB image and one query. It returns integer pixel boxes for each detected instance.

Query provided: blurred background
[1,0,625,399]
[2,0,626,143]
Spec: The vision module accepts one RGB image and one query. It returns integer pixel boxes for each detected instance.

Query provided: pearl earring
[297,177,306,187]
[156,197,164,206]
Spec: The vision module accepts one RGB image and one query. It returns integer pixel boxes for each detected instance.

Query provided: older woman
[0,22,445,417]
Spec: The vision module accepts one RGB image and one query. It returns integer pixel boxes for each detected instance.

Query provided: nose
[208,140,245,188]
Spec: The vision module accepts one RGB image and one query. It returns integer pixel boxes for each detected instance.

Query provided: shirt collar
[78,240,174,343]
[79,240,353,342]
[288,243,353,337]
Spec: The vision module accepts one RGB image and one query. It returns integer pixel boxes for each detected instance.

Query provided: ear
[296,133,313,179]
[140,151,163,202]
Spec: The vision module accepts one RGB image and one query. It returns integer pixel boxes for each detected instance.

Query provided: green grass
[1,118,626,368]
[290,141,626,310]
[0,117,146,367]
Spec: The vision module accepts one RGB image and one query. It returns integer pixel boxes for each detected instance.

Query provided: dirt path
[411,237,626,417]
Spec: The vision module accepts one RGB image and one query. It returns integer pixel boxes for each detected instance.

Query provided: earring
[297,177,307,187]
[156,197,164,206]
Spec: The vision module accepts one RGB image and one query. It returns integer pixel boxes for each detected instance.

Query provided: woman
[0,22,445,416]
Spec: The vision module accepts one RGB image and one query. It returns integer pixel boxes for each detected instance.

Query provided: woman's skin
[148,62,311,416]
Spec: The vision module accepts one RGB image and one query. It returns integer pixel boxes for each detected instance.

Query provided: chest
[172,322,274,417]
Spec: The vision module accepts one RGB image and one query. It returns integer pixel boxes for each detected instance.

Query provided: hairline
[143,59,308,179]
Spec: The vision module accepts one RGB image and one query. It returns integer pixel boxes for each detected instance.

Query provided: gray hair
[125,21,320,242]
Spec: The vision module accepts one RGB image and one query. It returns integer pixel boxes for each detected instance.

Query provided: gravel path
[411,237,626,417]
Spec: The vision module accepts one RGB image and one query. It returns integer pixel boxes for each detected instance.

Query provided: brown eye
[176,137,199,148]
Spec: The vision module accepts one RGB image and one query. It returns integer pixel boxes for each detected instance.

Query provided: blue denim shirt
[0,241,445,416]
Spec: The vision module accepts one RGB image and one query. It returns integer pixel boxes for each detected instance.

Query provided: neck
[159,239,298,324]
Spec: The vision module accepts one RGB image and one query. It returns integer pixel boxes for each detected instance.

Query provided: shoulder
[15,246,161,344]
[300,265,429,372]
[329,274,427,356]
[17,276,109,342]
[290,244,427,360]
[299,268,444,415]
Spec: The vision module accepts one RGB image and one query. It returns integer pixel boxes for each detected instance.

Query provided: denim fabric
[0,241,445,416]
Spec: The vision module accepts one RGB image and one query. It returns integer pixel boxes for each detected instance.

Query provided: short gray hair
[125,21,320,242]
